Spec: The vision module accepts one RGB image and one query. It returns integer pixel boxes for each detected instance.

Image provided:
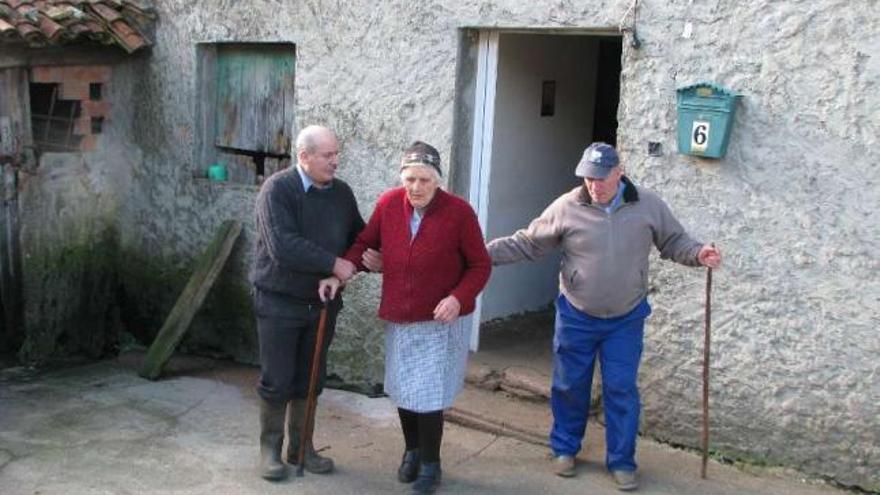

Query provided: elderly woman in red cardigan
[319,141,490,494]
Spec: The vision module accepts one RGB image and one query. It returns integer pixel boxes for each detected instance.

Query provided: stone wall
[117,0,878,489]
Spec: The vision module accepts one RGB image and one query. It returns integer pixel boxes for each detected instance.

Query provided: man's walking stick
[701,264,713,479]
[297,300,330,477]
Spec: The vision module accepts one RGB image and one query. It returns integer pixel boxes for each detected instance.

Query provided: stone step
[465,362,552,401]
[455,361,603,447]
[466,360,601,407]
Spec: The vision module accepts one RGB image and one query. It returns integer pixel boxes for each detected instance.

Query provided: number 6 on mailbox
[691,121,710,153]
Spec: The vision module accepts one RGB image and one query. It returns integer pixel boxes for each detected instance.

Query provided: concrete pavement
[0,354,850,494]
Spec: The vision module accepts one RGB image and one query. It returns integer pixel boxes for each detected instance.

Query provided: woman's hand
[318,276,342,302]
[362,248,383,272]
[433,295,461,323]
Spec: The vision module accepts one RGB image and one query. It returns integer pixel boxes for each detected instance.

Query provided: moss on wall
[117,242,257,363]
[115,247,190,348]
[17,226,258,365]
[18,227,122,363]
[182,265,257,363]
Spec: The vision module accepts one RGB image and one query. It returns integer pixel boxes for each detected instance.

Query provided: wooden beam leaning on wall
[139,220,243,380]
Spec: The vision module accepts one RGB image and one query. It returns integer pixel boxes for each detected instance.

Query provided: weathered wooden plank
[263,156,290,182]
[220,151,256,185]
[139,220,243,380]
[214,45,241,150]
[0,116,12,157]
[214,44,294,156]
[0,67,31,158]
[1,46,128,70]
[0,164,23,351]
[196,44,220,181]
[0,67,29,351]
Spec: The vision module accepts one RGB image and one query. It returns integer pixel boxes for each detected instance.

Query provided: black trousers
[254,289,339,405]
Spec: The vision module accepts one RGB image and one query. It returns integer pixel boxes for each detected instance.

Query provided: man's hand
[433,295,461,323]
[333,257,357,281]
[698,244,722,269]
[318,277,342,302]
[362,248,383,272]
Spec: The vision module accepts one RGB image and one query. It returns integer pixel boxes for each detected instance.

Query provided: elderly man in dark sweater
[250,125,365,481]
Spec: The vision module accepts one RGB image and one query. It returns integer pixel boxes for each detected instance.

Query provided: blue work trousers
[550,294,651,472]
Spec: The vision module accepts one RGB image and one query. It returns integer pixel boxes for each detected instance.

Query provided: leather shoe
[398,449,420,483]
[553,454,576,477]
[612,470,638,491]
[412,461,441,494]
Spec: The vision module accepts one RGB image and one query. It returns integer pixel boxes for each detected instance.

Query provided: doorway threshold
[467,308,555,401]
[455,308,602,443]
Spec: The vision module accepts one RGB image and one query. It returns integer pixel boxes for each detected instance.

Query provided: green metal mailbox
[676,82,741,158]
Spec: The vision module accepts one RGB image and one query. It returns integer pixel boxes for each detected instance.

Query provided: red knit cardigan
[344,187,491,323]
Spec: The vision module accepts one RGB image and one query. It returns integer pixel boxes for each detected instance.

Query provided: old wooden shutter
[215,44,294,156]
[0,67,28,347]
[0,68,30,161]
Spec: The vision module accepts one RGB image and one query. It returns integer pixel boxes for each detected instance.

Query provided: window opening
[540,80,556,117]
[30,83,83,152]
[89,83,103,101]
[91,117,104,134]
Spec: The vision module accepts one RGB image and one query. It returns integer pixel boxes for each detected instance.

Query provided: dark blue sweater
[250,167,364,304]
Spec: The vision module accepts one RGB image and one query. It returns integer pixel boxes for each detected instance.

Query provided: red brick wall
[30,65,112,152]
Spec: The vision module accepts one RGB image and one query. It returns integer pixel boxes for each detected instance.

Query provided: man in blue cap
[486,142,722,491]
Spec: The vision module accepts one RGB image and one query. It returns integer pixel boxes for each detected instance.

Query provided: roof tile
[0,17,13,35]
[0,0,154,52]
[90,2,119,22]
[36,12,63,40]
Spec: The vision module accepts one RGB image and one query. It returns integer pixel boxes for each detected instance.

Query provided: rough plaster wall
[18,60,142,361]
[19,151,121,360]
[616,1,879,490]
[129,0,878,488]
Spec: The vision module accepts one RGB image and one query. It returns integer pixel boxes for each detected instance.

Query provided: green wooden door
[215,44,295,156]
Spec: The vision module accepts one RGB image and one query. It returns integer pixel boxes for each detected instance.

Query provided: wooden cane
[701,263,713,479]
[297,300,330,477]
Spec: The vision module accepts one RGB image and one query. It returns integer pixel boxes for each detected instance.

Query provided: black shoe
[398,449,420,483]
[412,461,441,494]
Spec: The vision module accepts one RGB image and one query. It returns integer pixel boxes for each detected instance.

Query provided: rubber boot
[286,398,335,474]
[258,398,287,481]
[412,461,442,494]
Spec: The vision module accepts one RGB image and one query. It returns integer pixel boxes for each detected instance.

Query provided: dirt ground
[0,349,851,495]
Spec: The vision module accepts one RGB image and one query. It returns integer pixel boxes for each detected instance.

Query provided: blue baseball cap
[575,142,620,179]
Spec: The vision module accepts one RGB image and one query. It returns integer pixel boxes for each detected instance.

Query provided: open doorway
[454,31,622,372]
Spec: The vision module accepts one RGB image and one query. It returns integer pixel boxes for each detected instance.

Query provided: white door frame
[467,31,499,352]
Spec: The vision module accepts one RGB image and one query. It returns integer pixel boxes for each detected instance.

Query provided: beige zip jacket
[486,177,703,318]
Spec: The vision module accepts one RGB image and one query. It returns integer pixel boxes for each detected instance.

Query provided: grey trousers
[254,289,339,405]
